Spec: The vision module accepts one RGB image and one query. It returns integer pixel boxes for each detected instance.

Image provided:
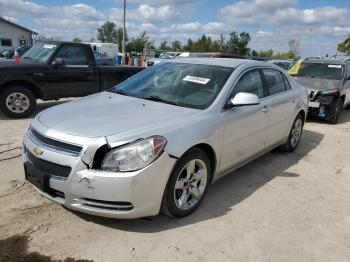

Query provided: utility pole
[122,0,126,64]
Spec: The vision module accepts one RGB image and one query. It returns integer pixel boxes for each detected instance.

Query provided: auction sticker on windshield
[183,75,211,85]
[328,65,342,68]
[43,44,56,49]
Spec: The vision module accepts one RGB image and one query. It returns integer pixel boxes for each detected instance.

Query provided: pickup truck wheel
[0,86,36,118]
[161,148,211,218]
[328,98,343,124]
[280,114,304,152]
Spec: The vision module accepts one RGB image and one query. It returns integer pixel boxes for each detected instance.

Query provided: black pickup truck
[0,42,144,118]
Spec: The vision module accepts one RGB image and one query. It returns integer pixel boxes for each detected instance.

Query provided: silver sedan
[22,58,308,219]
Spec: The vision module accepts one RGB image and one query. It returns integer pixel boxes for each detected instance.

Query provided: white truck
[86,42,119,58]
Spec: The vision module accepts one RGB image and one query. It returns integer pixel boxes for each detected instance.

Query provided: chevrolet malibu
[22,59,308,219]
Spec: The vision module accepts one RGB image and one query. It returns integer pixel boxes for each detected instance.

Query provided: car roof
[168,58,265,68]
[302,58,345,65]
[269,59,293,63]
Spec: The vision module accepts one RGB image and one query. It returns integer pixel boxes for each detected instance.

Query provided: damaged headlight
[101,136,167,172]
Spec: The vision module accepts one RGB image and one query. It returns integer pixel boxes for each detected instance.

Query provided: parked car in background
[0,46,32,59]
[0,41,144,118]
[94,51,114,66]
[22,59,308,219]
[188,52,247,59]
[290,58,350,124]
[268,59,295,71]
[15,45,32,57]
[0,48,15,59]
[146,51,181,67]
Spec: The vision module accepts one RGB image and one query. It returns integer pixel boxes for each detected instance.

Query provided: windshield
[295,62,344,80]
[21,43,58,63]
[110,62,234,110]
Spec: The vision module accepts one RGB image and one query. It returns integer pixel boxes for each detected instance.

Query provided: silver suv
[22,59,308,219]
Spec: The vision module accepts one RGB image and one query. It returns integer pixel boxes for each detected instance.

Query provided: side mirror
[226,92,260,109]
[52,58,66,68]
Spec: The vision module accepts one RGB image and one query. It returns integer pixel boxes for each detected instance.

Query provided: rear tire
[280,113,304,152]
[0,85,36,118]
[161,148,211,218]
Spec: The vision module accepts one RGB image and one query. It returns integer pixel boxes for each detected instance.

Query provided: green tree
[226,31,251,55]
[338,34,350,55]
[126,31,152,52]
[258,49,273,57]
[160,40,171,50]
[192,34,213,52]
[251,50,258,57]
[183,38,194,51]
[171,40,182,51]
[97,21,118,43]
[273,51,298,59]
[72,37,82,43]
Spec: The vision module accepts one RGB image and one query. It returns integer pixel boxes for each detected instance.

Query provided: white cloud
[0,0,349,56]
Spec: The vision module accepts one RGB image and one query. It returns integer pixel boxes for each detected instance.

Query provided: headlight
[319,89,338,95]
[101,136,167,172]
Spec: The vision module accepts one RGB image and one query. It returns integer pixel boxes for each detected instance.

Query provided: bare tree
[288,39,300,56]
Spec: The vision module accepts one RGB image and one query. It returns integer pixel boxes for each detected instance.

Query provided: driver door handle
[261,106,270,113]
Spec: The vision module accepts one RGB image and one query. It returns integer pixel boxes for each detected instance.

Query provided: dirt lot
[0,101,350,262]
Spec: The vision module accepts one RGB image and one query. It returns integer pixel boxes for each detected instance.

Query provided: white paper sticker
[183,75,210,85]
[328,64,341,68]
[43,44,56,49]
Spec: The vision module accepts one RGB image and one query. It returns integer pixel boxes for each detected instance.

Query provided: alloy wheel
[290,118,302,148]
[174,159,208,210]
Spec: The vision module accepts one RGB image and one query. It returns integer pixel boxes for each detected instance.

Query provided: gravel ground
[0,100,350,262]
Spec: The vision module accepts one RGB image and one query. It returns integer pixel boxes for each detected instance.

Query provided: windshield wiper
[142,95,181,106]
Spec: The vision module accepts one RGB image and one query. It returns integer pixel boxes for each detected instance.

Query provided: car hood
[38,92,200,138]
[293,76,341,92]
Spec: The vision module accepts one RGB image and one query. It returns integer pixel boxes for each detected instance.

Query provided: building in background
[0,17,37,51]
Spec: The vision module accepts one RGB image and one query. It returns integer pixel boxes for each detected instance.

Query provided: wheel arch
[298,109,306,121]
[0,80,43,99]
[183,143,217,183]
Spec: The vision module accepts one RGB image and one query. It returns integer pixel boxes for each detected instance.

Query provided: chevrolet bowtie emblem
[34,147,43,156]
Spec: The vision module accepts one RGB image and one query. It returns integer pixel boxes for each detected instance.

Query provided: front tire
[327,98,343,124]
[162,148,211,218]
[0,85,37,118]
[280,113,304,152]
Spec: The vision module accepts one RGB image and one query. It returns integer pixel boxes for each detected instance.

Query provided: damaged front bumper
[22,124,176,219]
[308,93,335,119]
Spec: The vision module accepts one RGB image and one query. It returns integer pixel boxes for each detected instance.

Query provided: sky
[0,0,349,57]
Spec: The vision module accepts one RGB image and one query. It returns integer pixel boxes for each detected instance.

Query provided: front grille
[29,128,83,156]
[26,148,72,179]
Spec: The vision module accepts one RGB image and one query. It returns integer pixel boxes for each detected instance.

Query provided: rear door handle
[290,97,296,103]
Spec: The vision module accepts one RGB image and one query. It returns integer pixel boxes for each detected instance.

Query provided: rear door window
[262,69,287,96]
